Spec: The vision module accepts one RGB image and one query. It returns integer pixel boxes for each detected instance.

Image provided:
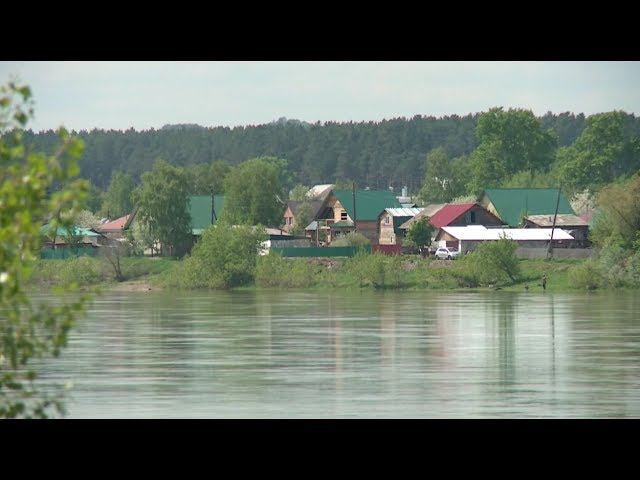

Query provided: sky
[1,61,639,132]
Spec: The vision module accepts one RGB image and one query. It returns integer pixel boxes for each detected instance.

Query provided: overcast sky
[1,61,639,132]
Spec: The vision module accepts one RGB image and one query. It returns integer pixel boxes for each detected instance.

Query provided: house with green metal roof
[188,194,225,235]
[478,188,576,227]
[320,189,402,245]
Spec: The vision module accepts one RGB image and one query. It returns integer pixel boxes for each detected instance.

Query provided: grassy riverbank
[28,255,590,292]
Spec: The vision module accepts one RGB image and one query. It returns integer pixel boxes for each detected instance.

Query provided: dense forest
[24,111,633,195]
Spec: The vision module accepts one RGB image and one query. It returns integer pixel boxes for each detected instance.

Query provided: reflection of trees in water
[496,297,516,388]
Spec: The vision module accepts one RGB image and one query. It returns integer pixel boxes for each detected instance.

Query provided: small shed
[524,214,589,247]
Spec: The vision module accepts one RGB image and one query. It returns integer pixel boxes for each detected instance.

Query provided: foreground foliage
[1,82,89,418]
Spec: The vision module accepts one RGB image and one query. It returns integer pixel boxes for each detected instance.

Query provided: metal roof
[429,203,476,228]
[189,195,225,235]
[384,207,423,217]
[441,225,574,241]
[332,189,401,221]
[481,188,575,227]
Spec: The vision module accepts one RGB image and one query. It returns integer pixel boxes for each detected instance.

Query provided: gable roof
[398,203,447,230]
[332,189,401,221]
[428,203,476,228]
[96,211,136,232]
[525,214,588,228]
[189,195,225,235]
[481,188,575,227]
[286,200,324,218]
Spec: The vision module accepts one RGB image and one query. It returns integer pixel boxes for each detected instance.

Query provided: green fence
[270,245,371,258]
[40,247,98,259]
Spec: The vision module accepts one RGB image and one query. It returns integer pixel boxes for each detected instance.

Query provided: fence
[40,247,98,259]
[271,245,371,258]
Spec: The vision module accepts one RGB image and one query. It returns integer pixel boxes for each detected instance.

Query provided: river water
[37,290,640,418]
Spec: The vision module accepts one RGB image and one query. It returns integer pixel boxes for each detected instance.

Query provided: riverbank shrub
[568,259,604,290]
[345,251,386,288]
[255,253,317,288]
[451,239,520,287]
[166,223,267,289]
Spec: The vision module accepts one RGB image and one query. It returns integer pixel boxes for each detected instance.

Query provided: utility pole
[352,181,357,232]
[547,185,562,259]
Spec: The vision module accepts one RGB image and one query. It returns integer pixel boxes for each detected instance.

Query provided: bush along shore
[29,245,639,293]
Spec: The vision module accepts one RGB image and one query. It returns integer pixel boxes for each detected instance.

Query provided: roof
[188,195,225,234]
[428,203,476,228]
[286,200,324,218]
[305,220,319,231]
[41,224,101,238]
[399,203,447,230]
[307,184,334,200]
[384,207,423,217]
[96,212,135,232]
[481,188,575,227]
[525,214,588,228]
[332,189,401,221]
[441,225,574,241]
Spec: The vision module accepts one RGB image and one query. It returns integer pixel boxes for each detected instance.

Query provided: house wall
[478,195,501,221]
[325,197,350,223]
[378,212,398,245]
[448,204,504,227]
[356,220,380,245]
[283,205,295,233]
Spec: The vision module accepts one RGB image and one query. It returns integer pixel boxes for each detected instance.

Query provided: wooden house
[378,207,423,245]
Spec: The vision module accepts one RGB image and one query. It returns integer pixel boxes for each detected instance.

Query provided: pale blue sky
[1,61,639,132]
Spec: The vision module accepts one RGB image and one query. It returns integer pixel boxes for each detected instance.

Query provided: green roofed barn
[188,195,225,235]
[478,188,575,227]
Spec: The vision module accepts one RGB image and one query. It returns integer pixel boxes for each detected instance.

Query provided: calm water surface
[37,290,640,418]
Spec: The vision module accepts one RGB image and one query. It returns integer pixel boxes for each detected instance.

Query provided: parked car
[434,247,460,260]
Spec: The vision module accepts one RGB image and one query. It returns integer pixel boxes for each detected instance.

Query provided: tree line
[23,110,637,196]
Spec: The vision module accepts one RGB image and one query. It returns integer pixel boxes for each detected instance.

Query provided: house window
[341,211,348,221]
[385,216,390,224]
[470,211,476,223]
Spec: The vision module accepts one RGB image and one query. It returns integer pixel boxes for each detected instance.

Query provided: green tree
[419,147,461,203]
[222,157,286,226]
[554,111,640,195]
[186,160,231,195]
[467,108,558,194]
[406,217,434,249]
[101,170,134,218]
[178,222,267,289]
[84,180,103,213]
[465,237,520,285]
[590,173,640,250]
[290,200,314,236]
[133,159,191,257]
[501,169,558,189]
[1,82,89,418]
[289,184,310,201]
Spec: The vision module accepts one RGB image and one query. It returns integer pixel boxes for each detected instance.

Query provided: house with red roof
[95,210,137,240]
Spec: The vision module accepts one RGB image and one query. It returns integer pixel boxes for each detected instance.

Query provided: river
[36,290,640,418]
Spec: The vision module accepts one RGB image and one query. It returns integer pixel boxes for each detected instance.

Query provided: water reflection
[34,290,640,418]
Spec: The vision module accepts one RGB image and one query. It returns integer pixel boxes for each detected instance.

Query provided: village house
[523,214,590,247]
[398,203,447,232]
[478,188,576,227]
[95,209,138,240]
[40,223,105,258]
[378,207,423,245]
[282,199,324,234]
[317,189,402,245]
[435,225,574,252]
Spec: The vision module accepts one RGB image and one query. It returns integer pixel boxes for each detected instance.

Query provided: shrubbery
[568,259,604,290]
[255,252,318,288]
[164,223,266,289]
[330,231,370,247]
[448,238,521,287]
